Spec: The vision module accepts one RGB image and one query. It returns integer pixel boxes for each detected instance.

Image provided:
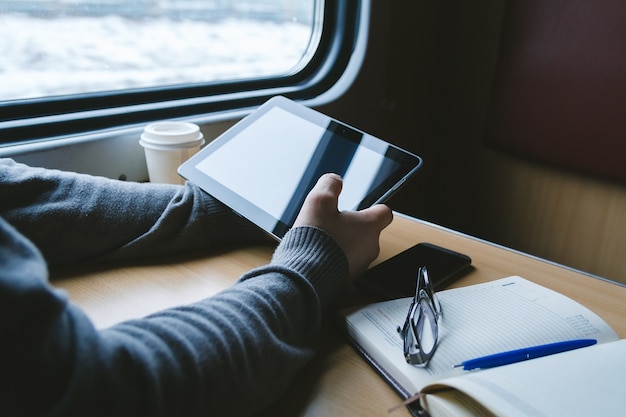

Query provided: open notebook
[340,276,624,417]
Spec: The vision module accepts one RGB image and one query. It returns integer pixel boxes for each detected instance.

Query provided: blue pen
[454,339,597,371]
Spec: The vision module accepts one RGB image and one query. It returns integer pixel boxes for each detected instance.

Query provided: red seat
[485,0,626,183]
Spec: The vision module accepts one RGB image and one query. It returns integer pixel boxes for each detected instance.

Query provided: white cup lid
[141,122,203,145]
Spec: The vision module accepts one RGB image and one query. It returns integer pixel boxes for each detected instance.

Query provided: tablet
[178,96,423,239]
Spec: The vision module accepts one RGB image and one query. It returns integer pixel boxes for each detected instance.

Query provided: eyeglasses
[397,266,442,366]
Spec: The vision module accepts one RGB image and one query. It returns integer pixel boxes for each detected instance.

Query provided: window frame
[0,0,367,146]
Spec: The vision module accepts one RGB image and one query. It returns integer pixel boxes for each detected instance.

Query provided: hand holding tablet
[179,96,423,240]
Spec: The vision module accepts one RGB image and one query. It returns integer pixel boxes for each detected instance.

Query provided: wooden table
[52,213,626,416]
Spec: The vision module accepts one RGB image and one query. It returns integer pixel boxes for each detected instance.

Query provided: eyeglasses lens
[401,266,441,365]
[414,294,438,355]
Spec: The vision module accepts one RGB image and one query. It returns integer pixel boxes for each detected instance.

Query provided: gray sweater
[0,158,350,417]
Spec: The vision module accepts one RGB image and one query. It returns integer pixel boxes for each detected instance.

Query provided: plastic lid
[139,138,205,151]
[141,122,203,145]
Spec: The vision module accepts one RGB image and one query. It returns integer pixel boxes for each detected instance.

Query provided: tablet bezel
[179,96,423,240]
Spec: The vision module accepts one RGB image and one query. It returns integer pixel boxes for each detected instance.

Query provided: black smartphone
[356,242,472,299]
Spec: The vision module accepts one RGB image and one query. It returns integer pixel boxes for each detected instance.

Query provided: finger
[293,174,343,228]
[303,173,342,212]
[313,173,343,199]
[361,204,394,229]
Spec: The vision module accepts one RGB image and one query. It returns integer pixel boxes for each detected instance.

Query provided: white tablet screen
[179,96,422,239]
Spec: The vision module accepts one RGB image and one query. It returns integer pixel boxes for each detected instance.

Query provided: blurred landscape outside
[0,0,316,101]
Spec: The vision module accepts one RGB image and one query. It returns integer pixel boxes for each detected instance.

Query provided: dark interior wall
[320,2,506,236]
[319,1,626,283]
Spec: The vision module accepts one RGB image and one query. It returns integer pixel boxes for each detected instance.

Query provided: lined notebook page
[342,276,618,393]
[433,339,626,417]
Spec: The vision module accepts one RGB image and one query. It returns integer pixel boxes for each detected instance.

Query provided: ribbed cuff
[271,226,350,311]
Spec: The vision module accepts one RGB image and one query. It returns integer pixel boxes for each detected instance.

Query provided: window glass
[0,0,317,102]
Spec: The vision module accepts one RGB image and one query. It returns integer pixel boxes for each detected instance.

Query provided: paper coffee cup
[140,121,204,184]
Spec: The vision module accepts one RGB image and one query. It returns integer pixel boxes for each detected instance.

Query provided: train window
[1,1,317,101]
[0,0,366,145]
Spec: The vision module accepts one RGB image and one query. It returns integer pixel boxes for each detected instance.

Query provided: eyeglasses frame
[398,266,442,366]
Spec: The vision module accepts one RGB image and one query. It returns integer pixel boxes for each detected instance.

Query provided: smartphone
[356,242,472,299]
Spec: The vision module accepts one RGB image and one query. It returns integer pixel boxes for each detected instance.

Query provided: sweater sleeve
[0,158,267,266]
[0,158,351,417]
[1,218,349,417]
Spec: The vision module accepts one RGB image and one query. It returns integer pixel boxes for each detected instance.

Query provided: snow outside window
[0,0,318,101]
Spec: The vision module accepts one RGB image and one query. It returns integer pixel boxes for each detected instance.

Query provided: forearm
[1,221,348,417]
[66,228,348,416]
[0,158,265,265]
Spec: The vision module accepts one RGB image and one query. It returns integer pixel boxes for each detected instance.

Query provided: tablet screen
[179,96,422,239]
